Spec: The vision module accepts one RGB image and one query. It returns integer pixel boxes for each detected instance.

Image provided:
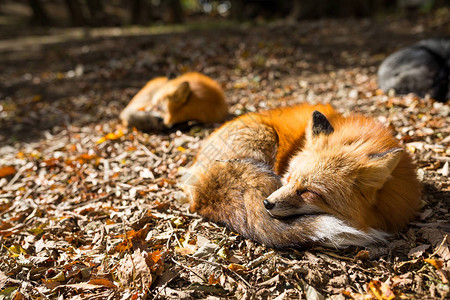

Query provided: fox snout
[264,185,325,218]
[263,199,275,210]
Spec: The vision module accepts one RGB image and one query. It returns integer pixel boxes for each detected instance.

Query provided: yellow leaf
[5,244,26,257]
[177,146,186,152]
[172,217,183,227]
[0,287,18,298]
[406,145,416,153]
[227,263,246,272]
[97,130,124,144]
[375,89,385,96]
[217,247,229,260]
[47,271,66,282]
[32,95,42,102]
[96,137,107,144]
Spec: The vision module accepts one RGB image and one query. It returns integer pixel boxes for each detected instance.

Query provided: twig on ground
[171,258,207,282]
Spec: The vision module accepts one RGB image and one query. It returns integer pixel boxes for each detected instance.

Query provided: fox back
[120,72,228,131]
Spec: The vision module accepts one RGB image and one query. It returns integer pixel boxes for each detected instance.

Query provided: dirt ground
[0,11,449,299]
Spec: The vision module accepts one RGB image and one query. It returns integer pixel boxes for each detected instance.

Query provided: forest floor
[0,11,449,300]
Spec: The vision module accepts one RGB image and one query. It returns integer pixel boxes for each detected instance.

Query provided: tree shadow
[0,18,447,144]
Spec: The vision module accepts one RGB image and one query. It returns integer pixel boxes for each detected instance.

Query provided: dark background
[1,0,449,29]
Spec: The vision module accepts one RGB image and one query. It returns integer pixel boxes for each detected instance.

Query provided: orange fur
[183,104,421,248]
[120,72,228,130]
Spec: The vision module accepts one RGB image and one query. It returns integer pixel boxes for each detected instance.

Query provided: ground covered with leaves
[1,12,449,299]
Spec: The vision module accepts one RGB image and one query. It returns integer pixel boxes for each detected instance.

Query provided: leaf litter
[0,12,449,299]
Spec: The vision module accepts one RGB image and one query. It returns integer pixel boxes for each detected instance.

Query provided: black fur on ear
[312,111,334,136]
[368,148,403,159]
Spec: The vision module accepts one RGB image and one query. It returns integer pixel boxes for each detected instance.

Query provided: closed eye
[297,189,326,204]
[296,189,306,196]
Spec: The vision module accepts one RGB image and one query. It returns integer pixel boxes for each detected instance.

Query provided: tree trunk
[64,0,86,26]
[167,0,184,23]
[87,0,106,25]
[230,0,244,21]
[131,0,143,24]
[28,0,51,26]
[287,0,302,22]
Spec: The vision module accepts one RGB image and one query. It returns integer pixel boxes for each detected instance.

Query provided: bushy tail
[190,159,387,248]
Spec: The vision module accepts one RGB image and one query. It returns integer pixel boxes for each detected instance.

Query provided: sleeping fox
[120,72,228,131]
[183,104,421,248]
[378,38,450,102]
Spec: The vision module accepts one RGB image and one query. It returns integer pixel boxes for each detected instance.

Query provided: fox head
[150,81,192,127]
[264,111,407,230]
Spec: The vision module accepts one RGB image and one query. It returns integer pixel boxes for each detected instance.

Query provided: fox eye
[296,189,306,196]
[297,190,323,203]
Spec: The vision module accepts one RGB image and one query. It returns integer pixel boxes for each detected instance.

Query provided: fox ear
[312,111,334,136]
[171,81,191,105]
[360,148,404,189]
[369,148,404,173]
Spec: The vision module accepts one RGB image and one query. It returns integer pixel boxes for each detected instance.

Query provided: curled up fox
[120,72,228,131]
[182,103,421,248]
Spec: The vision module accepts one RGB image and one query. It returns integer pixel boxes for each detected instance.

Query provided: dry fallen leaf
[88,278,117,288]
[117,249,153,290]
[419,229,450,260]
[175,233,198,256]
[208,274,220,285]
[367,280,397,300]
[355,250,370,260]
[97,130,124,144]
[1,13,449,300]
[227,263,246,272]
[0,166,16,178]
[408,244,430,258]
[424,258,443,270]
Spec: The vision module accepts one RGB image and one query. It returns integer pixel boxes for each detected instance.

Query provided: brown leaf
[0,221,12,231]
[408,244,430,258]
[145,249,165,275]
[175,233,198,256]
[0,166,16,178]
[88,278,116,289]
[187,283,229,295]
[419,228,450,260]
[62,283,106,290]
[367,280,397,300]
[114,224,150,253]
[208,274,220,285]
[424,258,443,270]
[355,250,370,261]
[12,291,25,300]
[117,249,153,290]
[227,263,246,272]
